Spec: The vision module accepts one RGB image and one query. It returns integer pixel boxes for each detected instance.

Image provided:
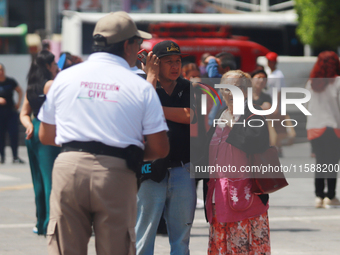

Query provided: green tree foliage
[295,0,340,49]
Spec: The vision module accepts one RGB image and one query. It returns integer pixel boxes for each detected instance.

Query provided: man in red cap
[265,51,285,96]
[265,52,291,157]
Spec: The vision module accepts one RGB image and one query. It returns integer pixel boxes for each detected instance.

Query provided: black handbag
[250,146,289,194]
[244,114,289,195]
[139,157,170,183]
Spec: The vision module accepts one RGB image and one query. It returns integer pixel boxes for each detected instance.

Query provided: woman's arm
[14,86,23,110]
[142,51,159,89]
[0,97,6,105]
[44,80,54,95]
[19,95,34,140]
[261,102,272,110]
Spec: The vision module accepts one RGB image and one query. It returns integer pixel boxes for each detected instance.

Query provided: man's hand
[39,122,58,146]
[0,97,6,105]
[142,51,160,74]
[190,77,202,88]
[14,86,23,110]
[204,56,220,65]
[25,123,34,140]
[144,131,169,161]
[142,51,160,88]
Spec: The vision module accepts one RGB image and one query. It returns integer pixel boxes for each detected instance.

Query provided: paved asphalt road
[0,143,339,254]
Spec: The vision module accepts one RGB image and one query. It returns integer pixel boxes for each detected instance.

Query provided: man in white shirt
[38,11,169,255]
[265,51,285,98]
[265,51,291,157]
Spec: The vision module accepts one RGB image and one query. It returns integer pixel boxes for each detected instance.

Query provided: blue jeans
[136,164,196,255]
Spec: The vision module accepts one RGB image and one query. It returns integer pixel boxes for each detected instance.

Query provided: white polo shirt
[266,69,286,96]
[306,77,340,130]
[38,52,168,148]
[130,66,145,75]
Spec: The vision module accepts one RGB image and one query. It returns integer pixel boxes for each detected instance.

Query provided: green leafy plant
[295,0,340,49]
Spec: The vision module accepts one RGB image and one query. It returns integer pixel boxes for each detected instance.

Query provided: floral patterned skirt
[208,206,271,255]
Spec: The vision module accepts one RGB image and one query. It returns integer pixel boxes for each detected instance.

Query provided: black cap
[152,40,183,58]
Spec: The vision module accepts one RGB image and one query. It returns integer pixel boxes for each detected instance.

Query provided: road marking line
[0,183,33,192]
[0,174,20,181]
[0,223,35,229]
[193,214,340,224]
[269,215,340,222]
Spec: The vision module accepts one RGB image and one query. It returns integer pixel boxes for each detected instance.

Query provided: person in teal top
[20,50,60,235]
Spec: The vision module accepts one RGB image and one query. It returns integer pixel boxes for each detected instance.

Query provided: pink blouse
[206,125,269,223]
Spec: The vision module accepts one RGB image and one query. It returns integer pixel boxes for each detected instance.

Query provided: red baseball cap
[266,52,278,62]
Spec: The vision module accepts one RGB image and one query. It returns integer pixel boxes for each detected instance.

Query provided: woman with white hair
[203,70,271,254]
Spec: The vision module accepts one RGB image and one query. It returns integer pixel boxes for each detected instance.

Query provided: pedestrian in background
[0,63,24,164]
[251,69,278,147]
[205,52,237,126]
[182,62,201,83]
[251,69,271,110]
[265,52,291,157]
[58,51,83,70]
[205,52,236,79]
[38,11,169,254]
[265,52,285,97]
[306,51,340,208]
[182,62,207,209]
[199,52,211,78]
[20,50,60,235]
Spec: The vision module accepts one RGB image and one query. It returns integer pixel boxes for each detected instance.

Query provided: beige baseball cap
[93,11,152,44]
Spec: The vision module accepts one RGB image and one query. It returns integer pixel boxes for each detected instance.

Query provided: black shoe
[13,157,25,164]
[0,157,4,164]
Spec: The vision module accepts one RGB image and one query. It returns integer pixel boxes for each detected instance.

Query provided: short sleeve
[142,86,168,135]
[206,59,222,78]
[189,83,196,109]
[264,93,272,104]
[335,77,340,92]
[37,81,57,125]
[190,82,197,124]
[11,78,18,89]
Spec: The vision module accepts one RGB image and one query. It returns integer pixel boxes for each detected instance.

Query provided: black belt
[61,141,126,159]
[61,141,144,174]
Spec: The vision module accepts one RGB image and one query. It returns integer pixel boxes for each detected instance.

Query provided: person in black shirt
[136,41,196,255]
[251,69,272,109]
[0,63,24,164]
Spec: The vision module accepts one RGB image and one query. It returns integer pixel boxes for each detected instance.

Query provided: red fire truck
[141,22,270,72]
[61,12,272,72]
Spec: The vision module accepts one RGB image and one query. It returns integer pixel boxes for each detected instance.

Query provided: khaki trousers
[47,152,137,255]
